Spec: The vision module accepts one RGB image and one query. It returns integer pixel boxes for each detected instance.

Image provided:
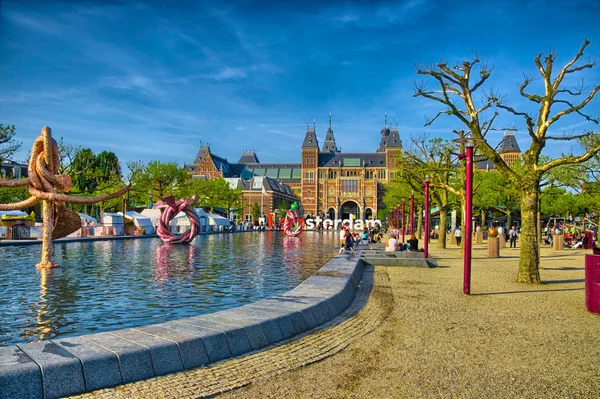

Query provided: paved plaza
[70,242,600,398]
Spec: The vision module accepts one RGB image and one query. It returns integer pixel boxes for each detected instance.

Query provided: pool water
[0,231,339,346]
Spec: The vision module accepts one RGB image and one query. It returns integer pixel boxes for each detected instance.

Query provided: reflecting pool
[0,231,339,346]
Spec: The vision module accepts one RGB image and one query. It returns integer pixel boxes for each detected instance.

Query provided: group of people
[385,233,421,252]
[338,225,383,253]
[384,225,422,252]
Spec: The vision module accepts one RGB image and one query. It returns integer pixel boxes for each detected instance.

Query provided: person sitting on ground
[407,234,420,251]
[344,230,355,252]
[361,228,369,242]
[571,233,588,249]
[386,234,400,252]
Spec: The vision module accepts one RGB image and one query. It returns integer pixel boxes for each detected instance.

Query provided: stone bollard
[475,231,483,244]
[487,236,500,257]
[553,235,564,250]
[499,234,507,248]
[449,234,457,246]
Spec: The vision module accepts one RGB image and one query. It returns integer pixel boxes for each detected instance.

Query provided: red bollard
[585,254,600,314]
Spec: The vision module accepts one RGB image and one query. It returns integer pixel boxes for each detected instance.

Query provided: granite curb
[0,250,366,399]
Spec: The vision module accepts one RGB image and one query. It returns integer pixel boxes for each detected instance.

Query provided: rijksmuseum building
[184,116,521,224]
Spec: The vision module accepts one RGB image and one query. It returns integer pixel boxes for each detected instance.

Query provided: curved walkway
[71,265,392,398]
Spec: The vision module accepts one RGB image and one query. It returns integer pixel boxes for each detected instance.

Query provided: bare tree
[0,124,22,164]
[398,135,460,248]
[415,40,600,283]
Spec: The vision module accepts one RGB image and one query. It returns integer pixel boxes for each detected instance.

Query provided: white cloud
[211,67,247,81]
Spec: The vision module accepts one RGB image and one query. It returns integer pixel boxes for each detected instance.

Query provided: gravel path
[221,243,600,399]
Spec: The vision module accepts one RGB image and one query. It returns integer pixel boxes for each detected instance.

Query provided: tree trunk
[438,210,447,249]
[517,187,541,283]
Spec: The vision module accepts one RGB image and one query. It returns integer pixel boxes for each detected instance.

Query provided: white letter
[305,218,315,229]
[354,219,364,230]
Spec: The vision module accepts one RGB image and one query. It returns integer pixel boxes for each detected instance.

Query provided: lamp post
[401,200,406,243]
[409,191,415,235]
[454,135,485,295]
[424,175,430,259]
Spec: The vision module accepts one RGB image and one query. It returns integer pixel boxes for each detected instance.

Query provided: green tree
[277,200,289,218]
[251,202,261,225]
[137,161,190,203]
[474,170,520,228]
[0,124,21,164]
[415,41,600,283]
[71,149,99,193]
[394,136,460,247]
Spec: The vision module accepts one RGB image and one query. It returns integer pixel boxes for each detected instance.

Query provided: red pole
[424,178,430,259]
[401,201,406,243]
[410,193,415,235]
[464,145,474,295]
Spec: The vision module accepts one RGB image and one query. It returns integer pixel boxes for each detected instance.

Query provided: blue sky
[1,0,599,167]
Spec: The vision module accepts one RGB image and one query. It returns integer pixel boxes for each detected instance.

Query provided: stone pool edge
[0,251,365,399]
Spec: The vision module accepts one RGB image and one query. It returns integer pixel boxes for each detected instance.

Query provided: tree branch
[548,86,600,125]
[538,139,600,172]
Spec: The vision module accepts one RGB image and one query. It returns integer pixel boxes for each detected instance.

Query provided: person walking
[509,226,518,248]
[454,227,462,246]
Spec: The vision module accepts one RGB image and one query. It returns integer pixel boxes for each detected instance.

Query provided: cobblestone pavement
[72,265,392,399]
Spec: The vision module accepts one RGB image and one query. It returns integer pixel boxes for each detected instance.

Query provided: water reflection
[0,232,338,346]
[154,244,196,284]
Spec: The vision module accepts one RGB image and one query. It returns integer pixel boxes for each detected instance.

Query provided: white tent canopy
[207,212,230,226]
[119,211,155,234]
[0,210,29,218]
[140,208,161,228]
[77,213,98,224]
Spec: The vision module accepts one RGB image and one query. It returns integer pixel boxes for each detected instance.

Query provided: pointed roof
[321,113,338,153]
[386,126,403,148]
[193,145,211,164]
[496,132,521,154]
[377,114,402,151]
[238,150,260,164]
[302,123,319,149]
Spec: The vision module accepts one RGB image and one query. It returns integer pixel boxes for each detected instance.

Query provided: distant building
[185,114,402,223]
[185,117,522,224]
[475,131,523,170]
[0,161,28,179]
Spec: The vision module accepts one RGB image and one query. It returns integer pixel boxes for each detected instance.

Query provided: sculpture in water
[283,201,302,237]
[155,195,200,244]
[0,127,129,268]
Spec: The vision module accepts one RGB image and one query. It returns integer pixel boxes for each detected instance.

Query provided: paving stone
[0,346,42,399]
[160,321,232,363]
[201,308,284,345]
[53,336,122,392]
[258,298,320,329]
[82,332,154,383]
[247,303,309,334]
[135,324,210,369]
[109,329,184,376]
[199,313,270,350]
[239,305,298,339]
[177,318,252,357]
[16,341,85,399]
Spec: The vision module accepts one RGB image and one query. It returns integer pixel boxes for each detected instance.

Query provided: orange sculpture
[0,127,129,268]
